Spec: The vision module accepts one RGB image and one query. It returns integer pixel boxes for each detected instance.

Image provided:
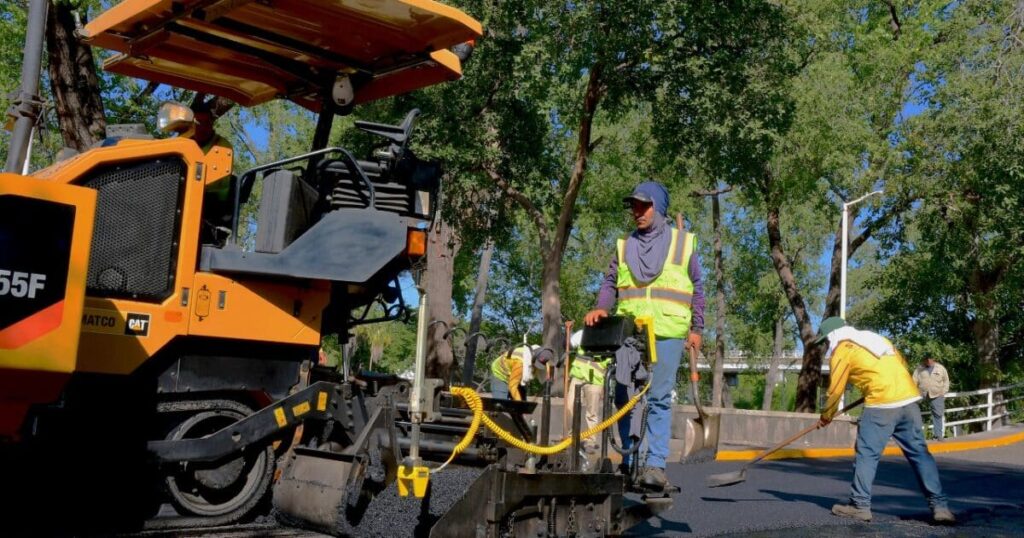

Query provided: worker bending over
[491,344,551,401]
[815,317,955,524]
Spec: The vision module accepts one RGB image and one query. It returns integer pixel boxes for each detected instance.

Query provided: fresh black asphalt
[627,446,1024,536]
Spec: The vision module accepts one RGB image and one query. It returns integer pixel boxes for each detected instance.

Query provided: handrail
[944,381,1024,399]
[231,146,377,244]
[922,382,1024,439]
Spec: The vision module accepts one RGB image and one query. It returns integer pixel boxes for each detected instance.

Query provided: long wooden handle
[687,343,700,383]
[748,397,865,466]
[563,320,573,432]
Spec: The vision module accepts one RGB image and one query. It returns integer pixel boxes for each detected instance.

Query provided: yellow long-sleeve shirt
[822,339,921,420]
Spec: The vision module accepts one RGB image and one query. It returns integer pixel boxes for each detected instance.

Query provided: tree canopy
[3,0,1023,406]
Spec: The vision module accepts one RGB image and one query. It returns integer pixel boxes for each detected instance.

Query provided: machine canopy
[81,0,482,111]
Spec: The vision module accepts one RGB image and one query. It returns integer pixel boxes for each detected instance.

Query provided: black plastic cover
[580,315,636,353]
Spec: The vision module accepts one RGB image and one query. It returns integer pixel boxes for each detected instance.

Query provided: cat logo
[125,313,151,337]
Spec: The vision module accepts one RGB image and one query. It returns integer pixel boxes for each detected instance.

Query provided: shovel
[679,345,721,464]
[706,397,865,488]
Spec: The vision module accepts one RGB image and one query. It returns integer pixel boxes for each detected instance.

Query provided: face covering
[624,212,671,284]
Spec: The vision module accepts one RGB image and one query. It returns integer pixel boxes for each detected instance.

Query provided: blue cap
[623,181,670,217]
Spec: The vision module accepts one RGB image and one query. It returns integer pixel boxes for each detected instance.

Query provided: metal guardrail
[926,382,1024,437]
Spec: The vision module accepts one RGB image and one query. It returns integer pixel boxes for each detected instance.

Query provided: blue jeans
[928,396,945,440]
[851,403,948,510]
[491,378,509,400]
[615,337,684,469]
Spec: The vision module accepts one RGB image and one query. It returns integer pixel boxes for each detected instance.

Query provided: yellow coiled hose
[438,383,650,464]
[431,386,485,473]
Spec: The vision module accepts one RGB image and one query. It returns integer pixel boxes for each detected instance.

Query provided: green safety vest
[615,228,696,339]
[491,347,527,383]
[569,351,612,386]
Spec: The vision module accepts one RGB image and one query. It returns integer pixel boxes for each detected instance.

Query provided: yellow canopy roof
[81,0,482,111]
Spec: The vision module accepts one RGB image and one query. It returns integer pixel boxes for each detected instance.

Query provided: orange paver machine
[0,1,673,536]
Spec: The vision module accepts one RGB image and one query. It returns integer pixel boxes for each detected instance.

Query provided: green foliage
[351,317,418,375]
[861,0,1024,387]
[7,0,1024,396]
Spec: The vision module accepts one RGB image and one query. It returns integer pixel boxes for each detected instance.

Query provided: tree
[479,1,663,357]
[692,186,733,407]
[656,0,940,411]
[46,0,105,151]
[865,0,1024,389]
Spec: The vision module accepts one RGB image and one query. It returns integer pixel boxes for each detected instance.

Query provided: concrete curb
[715,429,1024,461]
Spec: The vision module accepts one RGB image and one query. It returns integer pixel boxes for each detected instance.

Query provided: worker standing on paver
[584,180,704,491]
[815,317,955,524]
[566,330,610,456]
[913,355,951,441]
[491,344,550,401]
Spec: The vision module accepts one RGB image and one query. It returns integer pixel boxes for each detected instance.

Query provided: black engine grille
[82,158,186,301]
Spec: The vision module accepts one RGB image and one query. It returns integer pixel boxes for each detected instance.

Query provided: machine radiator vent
[82,158,186,301]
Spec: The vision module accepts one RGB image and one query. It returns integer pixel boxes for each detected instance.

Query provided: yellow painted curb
[715,429,1024,461]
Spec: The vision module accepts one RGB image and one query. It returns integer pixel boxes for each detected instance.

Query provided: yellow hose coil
[432,386,485,473]
[442,383,650,459]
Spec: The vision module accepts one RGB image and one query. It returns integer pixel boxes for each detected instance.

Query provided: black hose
[604,363,648,460]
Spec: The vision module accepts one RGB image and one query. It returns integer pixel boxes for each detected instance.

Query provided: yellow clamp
[634,316,657,364]
[397,465,430,498]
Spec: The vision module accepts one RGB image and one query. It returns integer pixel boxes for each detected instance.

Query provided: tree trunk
[540,251,566,390]
[370,343,384,371]
[711,193,728,407]
[762,314,784,410]
[463,240,494,385]
[544,62,604,394]
[424,215,460,381]
[972,289,1004,426]
[765,203,820,412]
[46,1,105,151]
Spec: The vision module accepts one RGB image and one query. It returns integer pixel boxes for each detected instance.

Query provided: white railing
[925,382,1024,438]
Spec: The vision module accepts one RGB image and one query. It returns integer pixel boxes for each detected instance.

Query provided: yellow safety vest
[615,228,696,339]
[491,348,526,383]
[570,352,612,386]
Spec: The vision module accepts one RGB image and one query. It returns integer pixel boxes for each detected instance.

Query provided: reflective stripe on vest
[615,228,696,338]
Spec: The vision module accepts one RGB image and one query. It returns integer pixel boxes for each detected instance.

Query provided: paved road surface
[627,442,1024,536]
[153,437,1023,537]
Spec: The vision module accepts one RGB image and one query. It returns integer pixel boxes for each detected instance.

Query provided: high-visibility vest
[491,348,527,383]
[570,352,612,386]
[615,228,696,339]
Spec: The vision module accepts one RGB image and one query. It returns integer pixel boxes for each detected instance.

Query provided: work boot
[639,466,669,490]
[932,507,956,524]
[831,503,872,522]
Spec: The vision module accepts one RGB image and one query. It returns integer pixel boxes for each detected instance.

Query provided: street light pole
[840,190,884,321]
[837,189,882,411]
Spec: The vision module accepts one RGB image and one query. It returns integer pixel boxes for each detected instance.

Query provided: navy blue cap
[623,181,670,216]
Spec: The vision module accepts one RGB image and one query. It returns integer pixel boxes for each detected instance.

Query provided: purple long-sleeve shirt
[594,250,705,334]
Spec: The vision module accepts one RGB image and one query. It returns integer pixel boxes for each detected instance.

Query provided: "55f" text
[0,269,47,299]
